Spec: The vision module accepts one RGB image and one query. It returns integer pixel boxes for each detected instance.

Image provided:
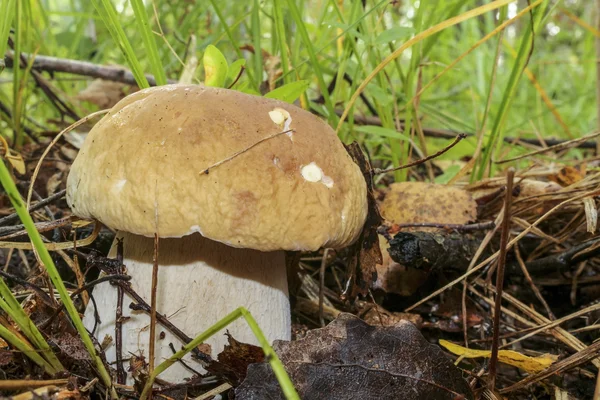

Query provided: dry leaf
[77,79,137,109]
[381,182,477,227]
[0,337,12,366]
[549,166,585,187]
[439,339,557,373]
[236,313,474,399]
[356,301,423,328]
[53,333,91,361]
[206,333,264,386]
[46,171,63,196]
[5,151,26,175]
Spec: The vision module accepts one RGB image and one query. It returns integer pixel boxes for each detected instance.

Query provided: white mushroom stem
[83,231,290,383]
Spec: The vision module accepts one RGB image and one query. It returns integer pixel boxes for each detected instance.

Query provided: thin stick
[514,245,554,320]
[115,238,126,384]
[372,134,466,175]
[0,189,66,227]
[489,168,514,390]
[495,130,600,164]
[0,379,69,390]
[200,129,294,175]
[319,248,330,327]
[4,51,174,86]
[148,232,159,395]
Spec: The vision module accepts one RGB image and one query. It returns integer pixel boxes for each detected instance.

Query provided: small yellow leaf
[5,151,25,175]
[439,339,557,373]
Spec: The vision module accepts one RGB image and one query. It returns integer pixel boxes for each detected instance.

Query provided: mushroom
[66,84,368,382]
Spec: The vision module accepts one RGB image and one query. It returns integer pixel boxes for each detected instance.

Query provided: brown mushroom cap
[67,85,367,251]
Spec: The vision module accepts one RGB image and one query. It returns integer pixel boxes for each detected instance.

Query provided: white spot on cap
[301,162,334,188]
[321,175,334,188]
[268,108,293,140]
[301,162,323,182]
[114,179,127,192]
[160,139,166,145]
[269,109,286,125]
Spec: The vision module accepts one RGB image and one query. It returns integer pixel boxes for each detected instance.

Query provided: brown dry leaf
[0,337,12,366]
[46,171,63,196]
[53,333,91,361]
[77,79,137,109]
[549,166,585,187]
[516,179,562,198]
[206,334,265,386]
[343,143,382,298]
[236,313,474,400]
[381,182,477,227]
[356,301,423,328]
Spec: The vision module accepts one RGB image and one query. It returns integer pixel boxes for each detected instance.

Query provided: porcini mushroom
[66,84,367,382]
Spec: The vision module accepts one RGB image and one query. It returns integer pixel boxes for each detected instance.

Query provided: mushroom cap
[66,85,368,251]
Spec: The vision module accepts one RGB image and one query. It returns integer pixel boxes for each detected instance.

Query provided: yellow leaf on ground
[439,339,557,373]
[5,151,25,175]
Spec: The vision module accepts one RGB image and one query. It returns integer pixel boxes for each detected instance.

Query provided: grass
[0,0,599,397]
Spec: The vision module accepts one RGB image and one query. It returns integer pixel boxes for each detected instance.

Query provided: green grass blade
[272,0,290,84]
[140,307,299,400]
[335,0,518,133]
[90,0,149,88]
[475,1,548,179]
[0,0,16,74]
[0,159,117,398]
[251,0,263,89]
[129,0,167,86]
[284,0,336,121]
[12,0,22,148]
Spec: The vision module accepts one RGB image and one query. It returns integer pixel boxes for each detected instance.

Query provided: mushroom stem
[83,231,290,383]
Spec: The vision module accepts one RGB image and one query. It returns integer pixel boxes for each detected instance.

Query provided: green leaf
[354,125,410,141]
[374,26,414,45]
[264,80,310,103]
[203,45,229,87]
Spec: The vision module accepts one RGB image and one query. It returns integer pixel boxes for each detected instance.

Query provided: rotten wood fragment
[387,231,483,272]
[342,142,382,299]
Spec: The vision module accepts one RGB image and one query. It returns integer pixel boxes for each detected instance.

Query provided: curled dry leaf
[235,313,473,400]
